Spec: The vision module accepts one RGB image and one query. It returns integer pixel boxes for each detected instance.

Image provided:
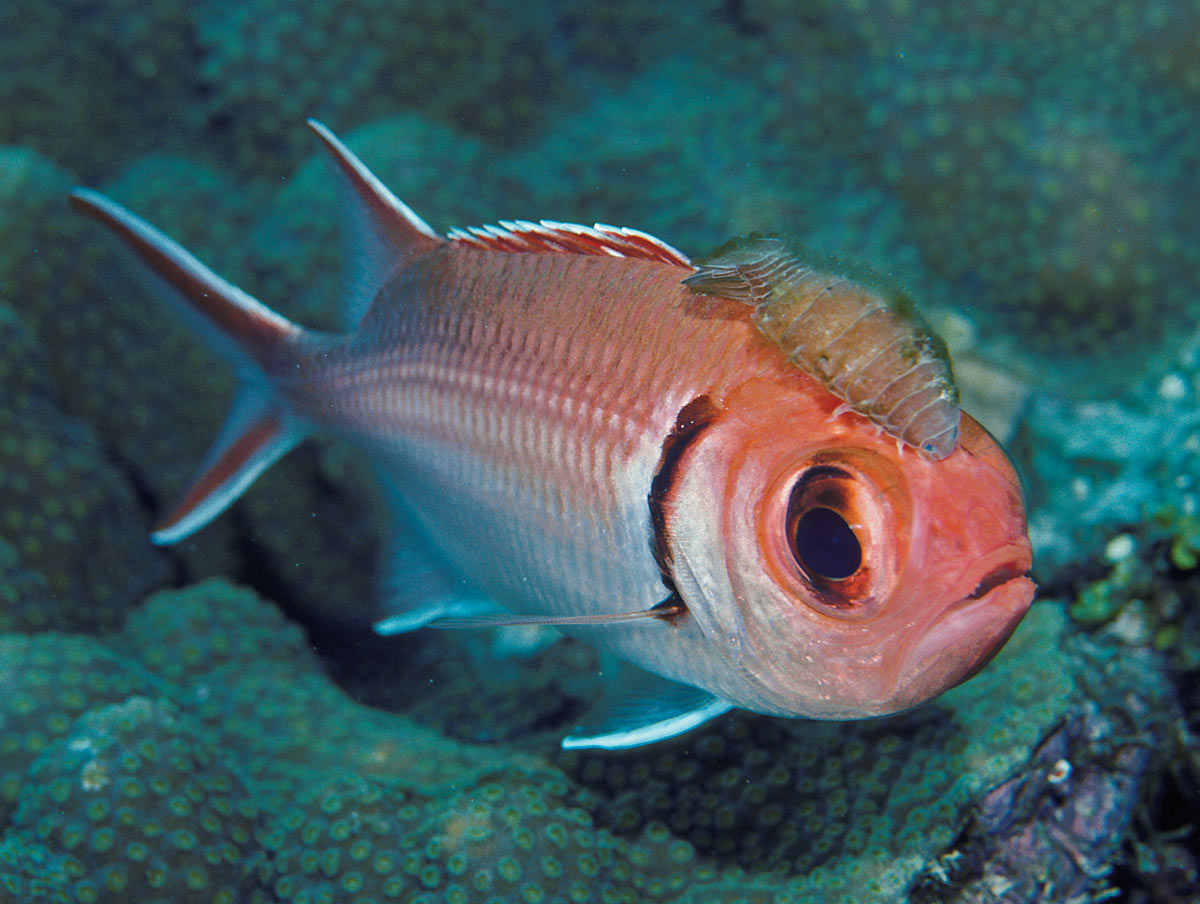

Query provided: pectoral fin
[562,664,733,750]
[421,596,684,629]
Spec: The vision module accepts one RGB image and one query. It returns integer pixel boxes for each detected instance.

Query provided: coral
[842,0,1200,390]
[0,295,169,631]
[561,602,1077,903]
[193,0,562,181]
[503,51,903,268]
[116,579,312,690]
[7,580,711,902]
[257,767,698,904]
[97,152,390,625]
[0,301,47,399]
[0,634,153,825]
[1,697,261,904]
[116,580,535,799]
[0,145,383,625]
[388,630,599,747]
[1011,358,1200,573]
[0,540,55,635]
[0,390,169,631]
[0,1,197,181]
[0,146,243,585]
[0,576,1082,903]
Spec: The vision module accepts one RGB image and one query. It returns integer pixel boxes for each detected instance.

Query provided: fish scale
[295,249,759,670]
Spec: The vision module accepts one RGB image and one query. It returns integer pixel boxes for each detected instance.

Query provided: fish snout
[892,544,1035,710]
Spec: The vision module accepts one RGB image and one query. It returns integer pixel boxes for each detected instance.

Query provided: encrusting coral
[192,0,562,181]
[840,0,1200,390]
[0,580,1080,903]
[0,635,154,826]
[4,697,261,904]
[0,291,168,632]
[0,146,244,586]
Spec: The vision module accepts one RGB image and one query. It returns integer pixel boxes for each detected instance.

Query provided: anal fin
[562,663,733,750]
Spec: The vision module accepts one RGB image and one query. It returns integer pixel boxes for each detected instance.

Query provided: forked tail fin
[69,189,311,544]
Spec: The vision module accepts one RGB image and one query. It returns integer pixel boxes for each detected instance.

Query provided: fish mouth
[894,545,1035,707]
[965,559,1029,601]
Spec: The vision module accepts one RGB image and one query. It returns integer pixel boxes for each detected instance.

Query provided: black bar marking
[648,394,721,616]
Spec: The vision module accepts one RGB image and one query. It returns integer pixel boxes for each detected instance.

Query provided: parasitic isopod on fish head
[684,235,961,459]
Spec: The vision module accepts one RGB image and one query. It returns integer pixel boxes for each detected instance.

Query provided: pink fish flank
[71,120,1035,749]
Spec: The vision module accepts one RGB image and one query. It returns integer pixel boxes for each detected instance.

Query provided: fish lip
[894,544,1035,703]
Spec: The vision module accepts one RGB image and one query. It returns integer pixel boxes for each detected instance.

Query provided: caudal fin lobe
[69,189,309,545]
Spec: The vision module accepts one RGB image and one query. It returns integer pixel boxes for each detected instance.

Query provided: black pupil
[793,507,861,580]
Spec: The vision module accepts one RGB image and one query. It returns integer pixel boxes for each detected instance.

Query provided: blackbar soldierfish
[71,121,1034,749]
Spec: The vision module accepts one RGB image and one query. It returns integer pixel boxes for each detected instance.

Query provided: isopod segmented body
[683,236,960,459]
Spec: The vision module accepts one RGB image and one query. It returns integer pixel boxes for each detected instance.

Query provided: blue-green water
[1,1,1197,901]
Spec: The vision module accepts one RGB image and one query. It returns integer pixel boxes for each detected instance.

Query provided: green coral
[0,1,196,181]
[0,293,169,631]
[0,143,390,627]
[258,768,696,904]
[565,603,1076,903]
[1,580,718,902]
[842,0,1200,389]
[0,145,243,585]
[0,579,1081,903]
[1068,514,1200,673]
[0,392,168,630]
[3,697,261,904]
[0,540,55,634]
[193,0,561,181]
[0,634,154,824]
[117,578,311,689]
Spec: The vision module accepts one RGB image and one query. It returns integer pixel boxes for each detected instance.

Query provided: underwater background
[1,0,1198,901]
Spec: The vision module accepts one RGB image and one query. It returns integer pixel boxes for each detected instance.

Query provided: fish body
[71,122,1035,748]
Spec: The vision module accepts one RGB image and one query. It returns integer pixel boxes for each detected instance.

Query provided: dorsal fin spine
[306,119,445,328]
[445,218,691,266]
[306,119,440,245]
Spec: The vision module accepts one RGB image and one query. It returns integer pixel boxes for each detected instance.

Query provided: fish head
[663,375,1034,719]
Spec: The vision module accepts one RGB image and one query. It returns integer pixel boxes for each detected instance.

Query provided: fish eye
[769,456,903,617]
[790,506,861,580]
[784,465,869,599]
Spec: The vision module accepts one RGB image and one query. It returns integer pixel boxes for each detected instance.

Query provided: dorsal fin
[446,219,691,267]
[306,120,444,327]
[684,235,960,459]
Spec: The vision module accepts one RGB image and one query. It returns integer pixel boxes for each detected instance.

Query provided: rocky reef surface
[2,1,1198,901]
